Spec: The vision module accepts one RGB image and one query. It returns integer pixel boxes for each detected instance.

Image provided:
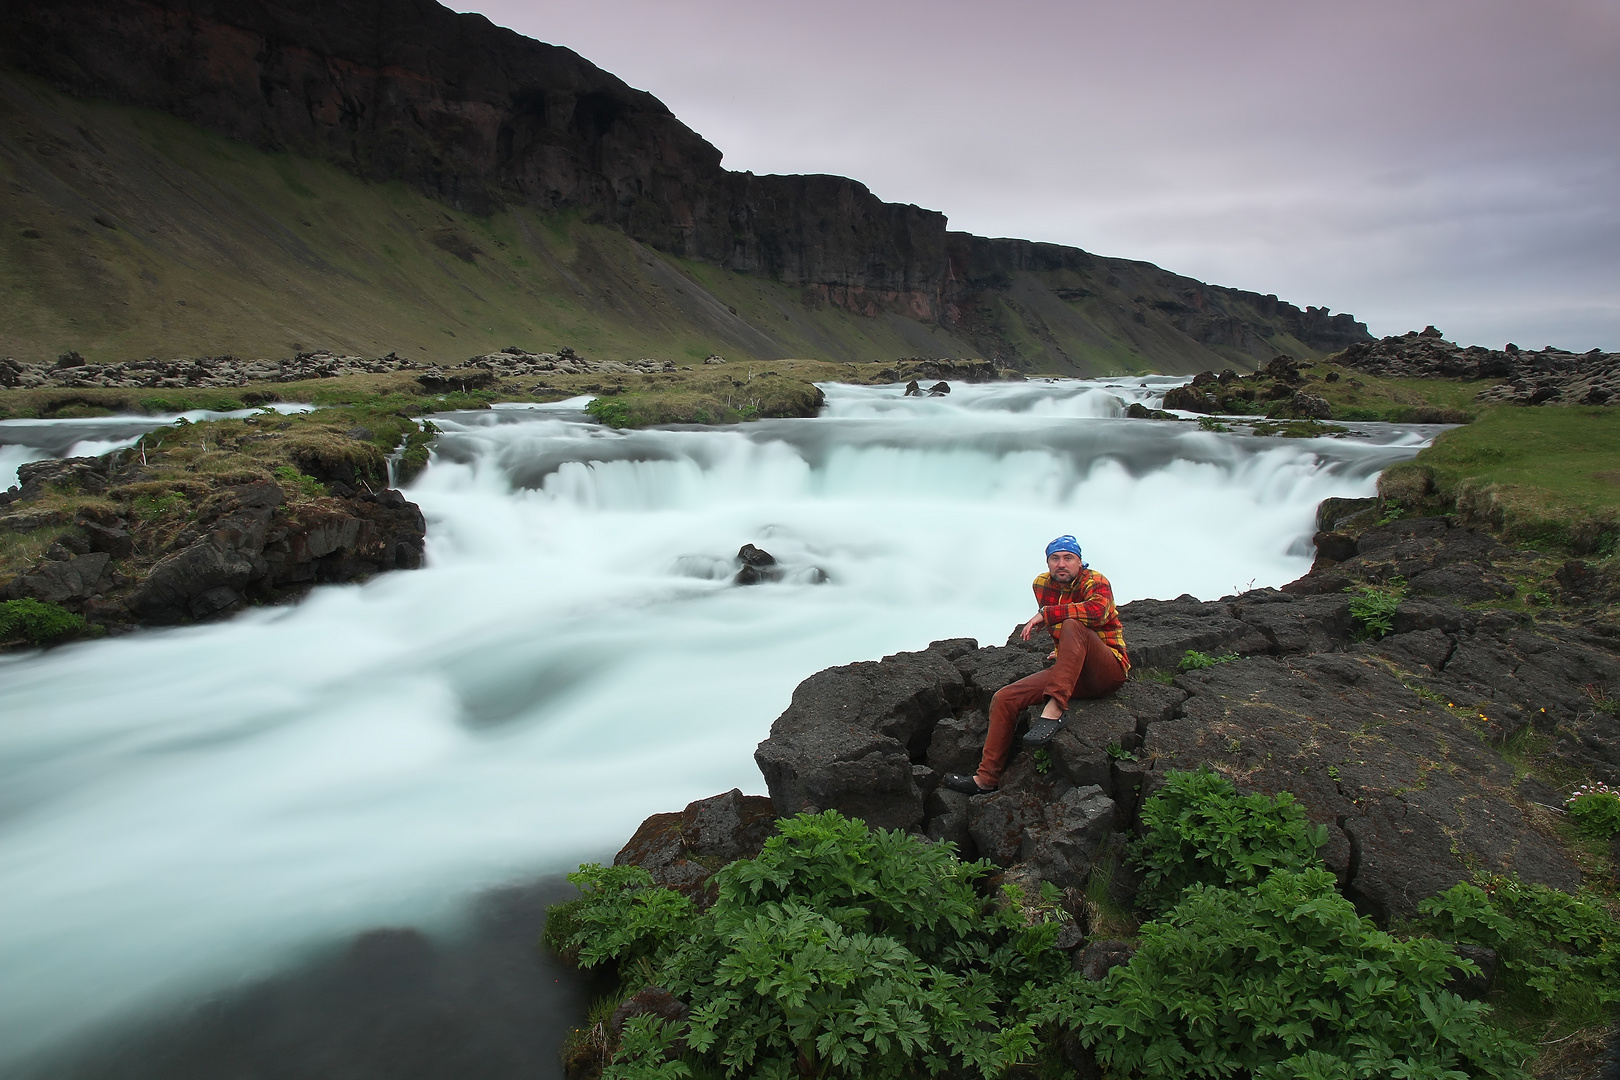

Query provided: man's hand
[1020,610,1046,642]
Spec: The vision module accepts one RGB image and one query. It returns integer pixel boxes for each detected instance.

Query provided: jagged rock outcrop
[748,517,1620,921]
[0,455,426,629]
[0,0,1371,366]
[1333,327,1619,406]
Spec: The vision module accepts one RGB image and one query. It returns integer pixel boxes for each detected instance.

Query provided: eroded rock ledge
[1,455,425,631]
[619,514,1620,927]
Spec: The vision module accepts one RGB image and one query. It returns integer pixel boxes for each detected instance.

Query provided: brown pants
[975,619,1127,788]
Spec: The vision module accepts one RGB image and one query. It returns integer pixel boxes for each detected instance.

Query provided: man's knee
[1058,620,1097,649]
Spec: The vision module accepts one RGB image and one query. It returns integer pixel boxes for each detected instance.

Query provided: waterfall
[0,379,1432,1070]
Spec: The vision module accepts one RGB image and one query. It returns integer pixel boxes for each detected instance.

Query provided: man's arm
[1038,573,1117,629]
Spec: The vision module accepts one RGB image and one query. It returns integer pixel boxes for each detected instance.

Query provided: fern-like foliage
[1024,869,1528,1080]
[1131,767,1328,914]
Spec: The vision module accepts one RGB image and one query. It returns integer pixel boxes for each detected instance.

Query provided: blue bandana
[1045,535,1083,562]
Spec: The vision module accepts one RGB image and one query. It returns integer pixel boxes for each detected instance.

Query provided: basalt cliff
[0,0,1369,370]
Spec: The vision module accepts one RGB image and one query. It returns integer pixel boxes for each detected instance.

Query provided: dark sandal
[1022,715,1065,748]
[941,773,995,796]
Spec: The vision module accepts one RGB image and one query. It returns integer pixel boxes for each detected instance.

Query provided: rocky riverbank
[0,346,674,393]
[0,455,424,635]
[0,401,434,644]
[614,505,1620,925]
[1337,327,1620,407]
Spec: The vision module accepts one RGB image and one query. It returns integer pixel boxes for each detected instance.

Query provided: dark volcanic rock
[1109,594,1272,672]
[614,789,776,901]
[1332,329,1618,407]
[1146,653,1580,920]
[1,551,111,604]
[1,453,427,634]
[1074,939,1137,980]
[749,514,1618,923]
[733,543,781,586]
[754,639,974,829]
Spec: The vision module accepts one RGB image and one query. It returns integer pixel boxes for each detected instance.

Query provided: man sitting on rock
[943,535,1129,795]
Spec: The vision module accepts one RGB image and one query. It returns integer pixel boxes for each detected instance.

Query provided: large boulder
[614,789,776,900]
[1,551,111,604]
[754,639,973,829]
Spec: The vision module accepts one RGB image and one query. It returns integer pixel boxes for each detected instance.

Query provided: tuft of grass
[1248,419,1349,438]
[271,465,326,499]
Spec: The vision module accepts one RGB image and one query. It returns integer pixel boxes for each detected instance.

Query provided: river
[0,378,1436,1075]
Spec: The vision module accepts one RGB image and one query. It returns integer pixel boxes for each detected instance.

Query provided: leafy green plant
[1196,416,1230,432]
[1177,649,1238,673]
[1106,742,1137,762]
[1025,869,1529,1080]
[586,397,633,428]
[546,810,1068,1079]
[0,598,91,644]
[1345,578,1406,640]
[1416,875,1620,1031]
[1131,768,1328,914]
[1032,748,1052,774]
[1563,781,1620,839]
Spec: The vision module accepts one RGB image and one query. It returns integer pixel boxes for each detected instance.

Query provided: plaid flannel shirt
[1033,567,1130,672]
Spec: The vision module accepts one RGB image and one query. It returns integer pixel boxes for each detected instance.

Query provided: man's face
[1047,551,1082,583]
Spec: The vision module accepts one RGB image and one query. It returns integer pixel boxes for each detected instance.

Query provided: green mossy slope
[1,72,1332,375]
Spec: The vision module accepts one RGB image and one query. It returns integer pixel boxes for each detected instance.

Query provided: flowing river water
[0,379,1440,1075]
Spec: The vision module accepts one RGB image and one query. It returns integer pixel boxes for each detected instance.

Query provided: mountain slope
[0,0,1370,370]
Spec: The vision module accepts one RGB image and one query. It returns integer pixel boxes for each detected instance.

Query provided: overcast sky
[459,0,1620,350]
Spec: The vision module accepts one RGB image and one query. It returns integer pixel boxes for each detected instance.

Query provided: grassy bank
[1379,406,1620,554]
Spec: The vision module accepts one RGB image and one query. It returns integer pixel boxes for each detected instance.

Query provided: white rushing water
[0,380,1434,1068]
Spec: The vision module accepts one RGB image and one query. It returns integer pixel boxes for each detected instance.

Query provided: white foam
[0,378,1427,1065]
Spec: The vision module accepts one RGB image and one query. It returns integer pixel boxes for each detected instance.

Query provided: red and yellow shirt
[1033,567,1130,671]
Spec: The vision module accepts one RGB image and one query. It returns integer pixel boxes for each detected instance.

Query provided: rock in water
[732,543,781,586]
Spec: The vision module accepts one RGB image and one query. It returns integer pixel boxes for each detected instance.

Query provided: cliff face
[0,0,1370,366]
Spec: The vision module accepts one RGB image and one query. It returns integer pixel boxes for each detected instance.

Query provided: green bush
[1345,579,1406,640]
[1131,767,1328,913]
[546,810,1067,1079]
[1026,869,1528,1080]
[1177,649,1238,672]
[1417,875,1620,1027]
[0,598,90,644]
[586,397,633,428]
[1564,782,1620,839]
